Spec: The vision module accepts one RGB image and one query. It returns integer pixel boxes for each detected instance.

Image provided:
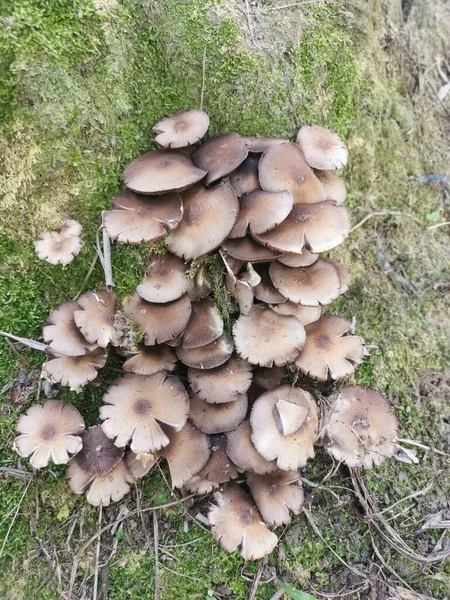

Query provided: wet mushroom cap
[176,332,234,369]
[136,254,189,303]
[185,434,240,494]
[208,483,278,560]
[44,347,107,391]
[14,400,85,469]
[153,109,210,148]
[188,357,253,404]
[191,133,249,186]
[166,181,239,260]
[68,458,134,507]
[228,190,293,239]
[233,306,306,367]
[322,385,398,468]
[74,289,119,347]
[100,372,189,453]
[228,155,260,198]
[122,344,177,375]
[246,470,304,527]
[74,425,124,476]
[189,393,248,434]
[314,169,347,204]
[297,124,348,170]
[278,249,318,268]
[34,231,82,266]
[226,421,277,475]
[125,450,156,480]
[43,300,96,356]
[259,142,326,205]
[104,190,183,244]
[294,315,365,381]
[123,150,206,195]
[271,302,322,326]
[59,219,82,238]
[221,237,282,263]
[182,297,223,349]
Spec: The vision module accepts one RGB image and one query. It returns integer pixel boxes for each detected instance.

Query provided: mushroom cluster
[19,110,399,557]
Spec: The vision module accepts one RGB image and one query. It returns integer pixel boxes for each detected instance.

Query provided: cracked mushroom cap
[278,249,318,268]
[59,219,82,238]
[226,421,277,475]
[182,297,223,349]
[122,292,192,345]
[44,347,107,391]
[229,190,293,239]
[294,315,365,381]
[242,136,286,154]
[250,385,318,471]
[189,393,248,434]
[100,372,189,453]
[188,357,253,404]
[208,484,278,560]
[124,150,206,195]
[269,259,348,306]
[233,306,305,367]
[158,421,211,488]
[43,301,96,356]
[104,189,183,244]
[253,200,350,254]
[185,434,241,494]
[166,181,239,260]
[68,457,134,507]
[153,109,210,148]
[14,400,85,469]
[125,450,156,480]
[176,332,234,369]
[322,385,398,468]
[136,254,189,303]
[222,237,282,263]
[123,343,177,375]
[252,366,288,391]
[246,470,304,527]
[253,264,287,304]
[191,133,249,186]
[74,289,119,347]
[271,302,322,327]
[314,169,347,204]
[297,124,348,170]
[34,231,82,265]
[229,155,260,198]
[259,142,326,205]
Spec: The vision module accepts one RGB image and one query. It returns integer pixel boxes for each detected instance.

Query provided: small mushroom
[278,249,318,268]
[100,372,189,453]
[44,347,107,391]
[253,265,287,304]
[74,289,119,347]
[122,344,177,375]
[271,302,322,326]
[125,450,156,480]
[208,484,278,560]
[187,263,213,301]
[182,297,223,349]
[136,254,189,303]
[294,315,365,381]
[153,109,210,148]
[229,155,260,198]
[241,136,286,154]
[191,133,248,186]
[34,231,82,266]
[176,332,234,369]
[185,434,240,494]
[296,124,348,170]
[14,400,85,469]
[228,190,293,239]
[59,219,82,238]
[252,366,288,391]
[233,306,305,367]
[189,393,248,434]
[322,385,398,467]
[226,421,277,475]
[123,150,206,195]
[246,471,304,527]
[314,169,346,204]
[221,237,282,263]
[188,357,253,404]
[43,301,96,356]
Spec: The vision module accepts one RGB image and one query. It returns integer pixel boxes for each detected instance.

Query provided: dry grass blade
[153,511,160,600]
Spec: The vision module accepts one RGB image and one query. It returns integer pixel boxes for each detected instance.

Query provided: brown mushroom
[166,181,239,260]
[226,421,277,475]
[100,372,189,453]
[70,425,124,476]
[44,347,107,391]
[322,385,398,467]
[228,190,293,239]
[122,343,177,375]
[241,136,286,154]
[296,124,348,170]
[191,133,248,186]
[208,484,278,560]
[182,297,223,349]
[221,237,282,263]
[271,302,322,326]
[176,332,234,369]
[153,109,210,148]
[252,366,288,391]
[34,231,82,265]
[246,470,304,527]
[43,301,96,356]
[187,263,213,301]
[14,400,85,469]
[125,450,156,480]
[73,289,119,347]
[253,265,287,304]
[189,393,248,434]
[185,434,240,494]
[188,357,252,404]
[278,249,318,268]
[136,254,189,303]
[229,155,260,198]
[314,169,346,204]
[59,219,82,238]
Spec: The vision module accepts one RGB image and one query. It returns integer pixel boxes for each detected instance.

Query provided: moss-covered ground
[1,0,450,598]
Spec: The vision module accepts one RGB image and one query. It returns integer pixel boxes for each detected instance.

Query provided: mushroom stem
[98,212,115,290]
[0,331,51,353]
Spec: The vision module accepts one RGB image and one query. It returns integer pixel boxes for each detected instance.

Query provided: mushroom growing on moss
[246,470,304,527]
[191,133,248,186]
[34,219,83,266]
[43,301,96,356]
[153,109,210,148]
[297,124,348,170]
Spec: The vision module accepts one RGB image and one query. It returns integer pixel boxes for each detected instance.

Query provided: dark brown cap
[229,155,260,198]
[189,393,248,434]
[73,425,124,477]
[182,297,223,349]
[222,237,282,263]
[188,357,253,404]
[191,133,248,186]
[122,344,177,376]
[136,254,189,303]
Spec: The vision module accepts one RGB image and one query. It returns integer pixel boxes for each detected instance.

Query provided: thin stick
[153,511,160,600]
[249,558,266,600]
[93,504,103,600]
[349,211,402,234]
[200,45,207,111]
[397,437,450,459]
[0,478,32,559]
[428,221,450,230]
[266,0,326,9]
[74,253,99,300]
[3,337,29,367]
[101,212,115,290]
[0,331,49,353]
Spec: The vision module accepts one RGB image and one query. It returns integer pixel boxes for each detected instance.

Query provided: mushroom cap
[100,372,189,453]
[73,425,124,476]
[191,133,249,186]
[269,259,346,306]
[182,297,223,349]
[296,124,348,170]
[322,385,398,468]
[125,450,156,480]
[123,150,206,195]
[187,263,213,302]
[14,400,85,469]
[104,190,183,244]
[136,254,189,303]
[67,458,134,507]
[228,190,293,239]
[271,302,322,327]
[153,109,210,148]
[44,347,107,391]
[158,421,211,488]
[74,289,119,347]
[122,344,177,376]
[221,237,282,263]
[189,393,248,434]
[208,484,278,560]
[278,249,318,268]
[294,315,365,381]
[43,300,96,356]
[185,434,240,494]
[259,142,326,205]
[252,366,288,391]
[166,181,239,260]
[34,231,82,265]
[188,357,253,404]
[241,136,286,154]
[229,155,260,198]
[326,259,351,294]
[246,470,304,527]
[59,219,82,238]
[226,421,277,475]
[176,332,234,369]
[253,265,287,304]
[314,169,347,204]
[122,292,192,345]
[250,385,318,471]
[253,200,350,254]
[233,306,305,367]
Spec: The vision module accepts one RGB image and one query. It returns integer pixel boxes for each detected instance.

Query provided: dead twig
[200,44,207,111]
[73,253,99,300]
[397,437,450,459]
[0,467,33,480]
[349,211,402,234]
[93,504,103,600]
[0,331,49,353]
[248,557,266,600]
[153,511,160,600]
[101,212,114,290]
[427,221,450,231]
